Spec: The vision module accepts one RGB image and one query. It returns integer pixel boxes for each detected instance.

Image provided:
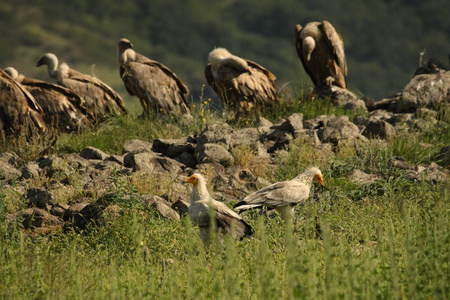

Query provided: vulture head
[4,67,19,80]
[208,48,249,72]
[36,53,59,79]
[118,38,135,64]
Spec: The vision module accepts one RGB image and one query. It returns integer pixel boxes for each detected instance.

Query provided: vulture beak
[36,57,45,68]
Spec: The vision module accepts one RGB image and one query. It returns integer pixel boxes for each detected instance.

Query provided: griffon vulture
[234,167,324,220]
[117,38,191,117]
[0,68,46,136]
[185,173,254,245]
[4,67,94,132]
[205,47,279,119]
[294,21,347,89]
[36,53,127,121]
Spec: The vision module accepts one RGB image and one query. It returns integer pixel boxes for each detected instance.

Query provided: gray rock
[386,113,414,127]
[279,113,304,134]
[350,169,380,185]
[0,161,21,181]
[124,151,185,174]
[230,128,261,149]
[330,87,367,113]
[368,109,394,122]
[317,115,364,145]
[416,108,438,120]
[294,129,321,145]
[176,151,197,168]
[255,116,273,127]
[105,155,124,165]
[20,207,62,229]
[363,120,396,139]
[80,146,107,160]
[197,122,234,149]
[63,203,88,221]
[171,199,190,216]
[26,188,53,209]
[50,203,70,218]
[142,195,180,221]
[152,138,195,158]
[122,139,153,154]
[389,156,415,170]
[21,162,40,179]
[353,116,369,127]
[195,143,234,167]
[303,115,335,129]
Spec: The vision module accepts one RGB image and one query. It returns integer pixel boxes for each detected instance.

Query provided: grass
[0,90,449,299]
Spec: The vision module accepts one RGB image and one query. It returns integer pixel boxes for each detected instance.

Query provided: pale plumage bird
[4,67,94,132]
[234,167,324,220]
[185,173,253,245]
[117,38,191,117]
[294,21,347,89]
[205,47,279,119]
[0,68,46,136]
[36,53,127,121]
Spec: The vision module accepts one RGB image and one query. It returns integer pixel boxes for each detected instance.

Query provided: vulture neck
[119,49,136,64]
[295,170,318,187]
[191,177,211,203]
[45,56,59,79]
[57,63,70,81]
[302,36,316,62]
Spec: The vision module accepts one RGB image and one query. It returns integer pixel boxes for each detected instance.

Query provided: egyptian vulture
[234,167,324,220]
[4,67,94,132]
[185,173,254,245]
[205,47,279,119]
[117,38,191,117]
[0,68,46,136]
[294,21,347,89]
[36,53,127,121]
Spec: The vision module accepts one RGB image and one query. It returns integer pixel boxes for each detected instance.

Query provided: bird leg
[325,76,335,88]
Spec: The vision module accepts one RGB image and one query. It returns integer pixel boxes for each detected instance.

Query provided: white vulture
[205,47,279,119]
[185,173,254,245]
[294,21,347,89]
[36,53,127,121]
[117,38,191,117]
[4,67,94,132]
[234,167,324,220]
[0,68,46,136]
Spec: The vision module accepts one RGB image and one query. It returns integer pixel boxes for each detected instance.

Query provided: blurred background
[1,0,449,112]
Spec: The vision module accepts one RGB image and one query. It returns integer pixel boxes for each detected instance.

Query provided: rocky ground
[1,69,449,235]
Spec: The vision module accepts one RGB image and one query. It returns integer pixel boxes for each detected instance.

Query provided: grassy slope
[0,94,449,299]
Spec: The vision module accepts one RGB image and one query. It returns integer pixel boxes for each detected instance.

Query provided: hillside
[1,0,449,109]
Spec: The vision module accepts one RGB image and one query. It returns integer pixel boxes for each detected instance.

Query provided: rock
[303,115,335,129]
[50,203,70,218]
[436,146,450,165]
[152,138,195,158]
[255,116,273,127]
[230,128,261,149]
[353,116,369,127]
[20,162,40,179]
[63,203,88,221]
[368,109,394,122]
[20,207,62,229]
[80,146,107,160]
[142,195,180,221]
[105,155,124,165]
[294,129,321,145]
[389,156,415,170]
[416,108,438,120]
[350,169,379,185]
[122,139,153,154]
[176,152,197,168]
[124,151,185,174]
[197,122,234,149]
[317,115,364,145]
[72,194,116,229]
[386,113,414,127]
[26,188,53,209]
[195,143,234,167]
[0,160,21,181]
[279,113,304,134]
[400,70,450,112]
[363,120,396,139]
[172,200,190,216]
[330,87,367,113]
[266,129,293,151]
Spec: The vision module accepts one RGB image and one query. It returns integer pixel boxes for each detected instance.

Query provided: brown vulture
[205,47,279,119]
[0,68,46,136]
[117,38,191,117]
[36,53,127,121]
[294,21,347,89]
[4,67,95,132]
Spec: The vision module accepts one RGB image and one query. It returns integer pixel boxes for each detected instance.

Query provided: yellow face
[314,174,324,185]
[185,175,199,186]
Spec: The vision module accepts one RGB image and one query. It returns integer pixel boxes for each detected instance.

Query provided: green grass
[0,92,449,299]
